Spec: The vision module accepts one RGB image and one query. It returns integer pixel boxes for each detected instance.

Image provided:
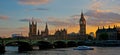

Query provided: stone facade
[96,26,120,40]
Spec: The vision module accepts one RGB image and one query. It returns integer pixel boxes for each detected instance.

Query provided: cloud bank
[32,8,48,11]
[0,15,9,20]
[20,18,42,23]
[18,0,50,5]
[85,9,120,26]
[47,17,78,28]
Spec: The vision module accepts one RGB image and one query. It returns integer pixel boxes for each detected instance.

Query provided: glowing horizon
[0,0,120,38]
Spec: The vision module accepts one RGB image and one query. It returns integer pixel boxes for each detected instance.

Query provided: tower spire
[38,30,40,35]
[114,25,116,29]
[108,25,110,29]
[32,17,34,25]
[45,22,49,36]
[81,12,84,18]
[98,26,99,29]
[103,26,105,29]
[80,12,85,21]
[45,22,48,30]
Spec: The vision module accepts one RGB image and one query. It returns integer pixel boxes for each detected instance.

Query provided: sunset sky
[0,0,120,38]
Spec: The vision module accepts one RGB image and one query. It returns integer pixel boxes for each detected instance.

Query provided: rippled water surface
[1,46,120,55]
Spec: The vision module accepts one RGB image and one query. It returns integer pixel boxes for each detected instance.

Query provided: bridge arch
[6,41,33,52]
[36,41,53,50]
[67,41,77,47]
[53,41,66,48]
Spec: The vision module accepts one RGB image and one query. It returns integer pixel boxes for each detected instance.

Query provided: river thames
[1,46,120,55]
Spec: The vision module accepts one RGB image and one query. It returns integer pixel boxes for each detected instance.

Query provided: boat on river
[73,46,94,50]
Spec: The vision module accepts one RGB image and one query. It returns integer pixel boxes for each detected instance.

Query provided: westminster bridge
[1,36,120,53]
[0,36,87,53]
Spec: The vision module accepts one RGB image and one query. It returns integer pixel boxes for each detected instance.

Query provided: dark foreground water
[1,46,120,55]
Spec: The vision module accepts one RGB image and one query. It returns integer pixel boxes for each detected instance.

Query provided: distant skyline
[0,0,120,38]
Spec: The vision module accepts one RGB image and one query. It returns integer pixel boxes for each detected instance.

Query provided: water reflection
[5,46,18,52]
[2,46,120,55]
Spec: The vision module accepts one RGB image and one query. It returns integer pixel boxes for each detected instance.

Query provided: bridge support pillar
[18,42,33,52]
[0,40,5,53]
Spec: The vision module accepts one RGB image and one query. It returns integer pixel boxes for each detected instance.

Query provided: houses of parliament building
[28,12,87,40]
[29,19,49,38]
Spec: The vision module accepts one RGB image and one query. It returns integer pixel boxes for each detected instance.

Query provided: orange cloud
[95,9,111,13]
[0,15,9,20]
[18,0,51,5]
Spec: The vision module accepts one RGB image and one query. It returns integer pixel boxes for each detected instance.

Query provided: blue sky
[0,0,120,37]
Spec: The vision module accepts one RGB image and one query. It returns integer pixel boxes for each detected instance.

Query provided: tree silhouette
[88,35,94,40]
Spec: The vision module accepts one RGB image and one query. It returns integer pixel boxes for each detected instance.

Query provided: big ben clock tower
[79,12,86,35]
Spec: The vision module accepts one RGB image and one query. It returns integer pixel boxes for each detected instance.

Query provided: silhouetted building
[12,34,21,38]
[29,18,37,37]
[28,12,88,40]
[78,12,88,40]
[12,34,25,39]
[41,23,49,37]
[96,26,120,40]
[89,32,94,37]
[79,12,86,35]
[54,29,67,39]
[29,18,49,39]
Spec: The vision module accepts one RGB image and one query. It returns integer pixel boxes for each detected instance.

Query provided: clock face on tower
[80,21,83,24]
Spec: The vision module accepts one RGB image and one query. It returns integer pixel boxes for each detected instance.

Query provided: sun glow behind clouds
[0,0,120,37]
